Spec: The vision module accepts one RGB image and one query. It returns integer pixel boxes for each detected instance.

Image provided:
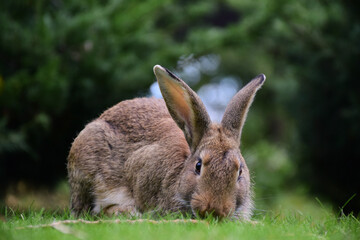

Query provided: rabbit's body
[68,65,265,220]
[68,98,189,215]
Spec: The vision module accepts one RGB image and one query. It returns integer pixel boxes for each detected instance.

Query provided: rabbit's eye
[195,158,202,175]
[237,164,243,181]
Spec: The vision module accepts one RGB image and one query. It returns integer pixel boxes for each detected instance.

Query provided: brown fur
[67,65,265,220]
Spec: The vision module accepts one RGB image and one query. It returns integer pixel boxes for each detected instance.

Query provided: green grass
[1,185,359,239]
[1,208,359,240]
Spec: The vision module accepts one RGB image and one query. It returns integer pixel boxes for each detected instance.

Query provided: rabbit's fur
[67,65,265,220]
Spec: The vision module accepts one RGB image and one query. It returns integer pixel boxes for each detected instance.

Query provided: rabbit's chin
[232,199,254,221]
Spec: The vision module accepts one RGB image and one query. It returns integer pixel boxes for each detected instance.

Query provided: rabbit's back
[100,98,172,141]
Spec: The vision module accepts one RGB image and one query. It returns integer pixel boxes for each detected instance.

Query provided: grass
[1,207,359,240]
[1,182,359,239]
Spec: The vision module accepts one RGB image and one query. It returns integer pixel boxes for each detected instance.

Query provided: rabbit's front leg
[103,204,141,217]
[92,187,140,216]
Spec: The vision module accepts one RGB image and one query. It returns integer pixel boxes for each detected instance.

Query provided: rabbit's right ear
[221,74,266,144]
[154,65,211,152]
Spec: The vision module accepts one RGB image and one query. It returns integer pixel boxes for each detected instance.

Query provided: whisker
[254,196,278,200]
[252,208,270,212]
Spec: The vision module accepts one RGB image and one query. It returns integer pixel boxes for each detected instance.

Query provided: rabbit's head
[154,65,265,220]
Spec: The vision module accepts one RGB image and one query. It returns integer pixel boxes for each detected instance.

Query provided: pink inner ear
[164,79,193,125]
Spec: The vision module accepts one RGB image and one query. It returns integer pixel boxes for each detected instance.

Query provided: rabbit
[67,65,265,220]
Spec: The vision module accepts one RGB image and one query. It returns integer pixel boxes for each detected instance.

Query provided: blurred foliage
[0,0,359,214]
[0,0,185,188]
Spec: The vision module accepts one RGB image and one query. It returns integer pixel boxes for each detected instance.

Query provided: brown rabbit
[67,65,265,220]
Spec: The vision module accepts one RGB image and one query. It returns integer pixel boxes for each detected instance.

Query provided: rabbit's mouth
[191,207,235,220]
[189,193,237,220]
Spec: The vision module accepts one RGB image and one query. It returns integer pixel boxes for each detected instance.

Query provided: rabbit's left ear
[154,65,211,152]
[221,74,266,144]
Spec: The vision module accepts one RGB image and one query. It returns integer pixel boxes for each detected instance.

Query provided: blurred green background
[1,0,359,216]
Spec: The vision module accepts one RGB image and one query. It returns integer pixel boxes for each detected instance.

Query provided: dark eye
[237,164,243,181]
[195,158,202,175]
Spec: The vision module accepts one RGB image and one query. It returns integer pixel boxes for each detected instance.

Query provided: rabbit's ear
[154,65,211,152]
[221,74,266,143]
